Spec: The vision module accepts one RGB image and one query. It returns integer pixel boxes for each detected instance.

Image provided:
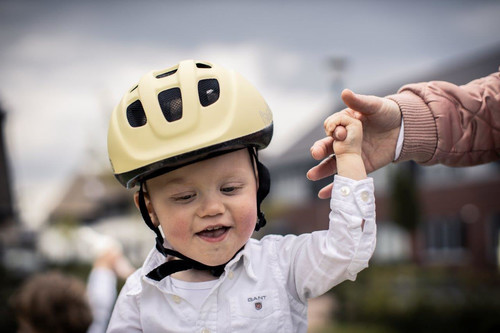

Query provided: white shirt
[107,175,376,333]
[394,120,405,161]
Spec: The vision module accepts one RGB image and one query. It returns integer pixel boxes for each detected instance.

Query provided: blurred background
[1,0,499,332]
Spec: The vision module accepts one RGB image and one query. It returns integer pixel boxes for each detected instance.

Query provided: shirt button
[360,191,370,202]
[228,270,234,279]
[172,295,182,304]
[340,186,350,196]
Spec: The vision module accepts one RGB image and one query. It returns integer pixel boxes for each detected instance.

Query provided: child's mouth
[196,226,229,241]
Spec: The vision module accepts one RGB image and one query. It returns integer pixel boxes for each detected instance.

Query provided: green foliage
[331,265,500,333]
[390,164,420,232]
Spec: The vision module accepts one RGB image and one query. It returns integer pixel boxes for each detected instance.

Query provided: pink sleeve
[387,69,500,166]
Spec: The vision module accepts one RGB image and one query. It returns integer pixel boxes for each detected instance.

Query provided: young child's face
[145,149,258,266]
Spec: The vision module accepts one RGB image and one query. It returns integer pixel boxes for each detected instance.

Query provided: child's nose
[197,195,225,217]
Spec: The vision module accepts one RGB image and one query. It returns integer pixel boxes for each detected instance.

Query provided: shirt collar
[140,239,258,290]
[224,241,258,281]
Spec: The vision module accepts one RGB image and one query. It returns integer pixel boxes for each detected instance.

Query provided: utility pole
[0,104,15,227]
[328,55,348,109]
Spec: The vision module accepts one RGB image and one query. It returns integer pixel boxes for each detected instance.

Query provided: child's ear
[133,191,160,227]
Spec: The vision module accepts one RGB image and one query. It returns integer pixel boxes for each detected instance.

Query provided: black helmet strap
[248,147,270,231]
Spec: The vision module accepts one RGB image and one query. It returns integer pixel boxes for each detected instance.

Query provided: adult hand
[307,89,401,198]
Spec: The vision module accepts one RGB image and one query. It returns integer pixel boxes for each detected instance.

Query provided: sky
[1,0,500,228]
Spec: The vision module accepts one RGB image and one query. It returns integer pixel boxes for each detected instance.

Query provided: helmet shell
[108,60,273,188]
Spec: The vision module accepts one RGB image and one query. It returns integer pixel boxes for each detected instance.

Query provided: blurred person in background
[308,69,500,197]
[87,245,135,333]
[11,270,92,333]
[11,240,135,333]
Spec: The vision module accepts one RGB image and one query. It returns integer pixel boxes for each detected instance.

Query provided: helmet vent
[126,100,147,127]
[156,69,178,79]
[198,79,220,107]
[158,88,183,122]
[196,63,211,69]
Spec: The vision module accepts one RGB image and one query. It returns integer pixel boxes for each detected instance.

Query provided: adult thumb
[341,89,382,116]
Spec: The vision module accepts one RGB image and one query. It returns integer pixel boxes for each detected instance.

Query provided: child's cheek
[160,217,190,243]
[239,207,258,237]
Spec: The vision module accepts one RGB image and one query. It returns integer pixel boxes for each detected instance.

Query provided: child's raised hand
[319,110,366,182]
[324,110,363,157]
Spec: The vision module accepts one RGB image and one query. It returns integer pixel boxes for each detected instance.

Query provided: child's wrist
[335,153,367,180]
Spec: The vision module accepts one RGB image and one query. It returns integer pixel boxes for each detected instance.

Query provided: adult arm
[308,69,500,198]
[388,69,500,166]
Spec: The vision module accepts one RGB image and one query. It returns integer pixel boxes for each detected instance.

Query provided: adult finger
[318,183,333,199]
[310,136,334,160]
[333,126,347,141]
[341,89,384,116]
[306,154,337,181]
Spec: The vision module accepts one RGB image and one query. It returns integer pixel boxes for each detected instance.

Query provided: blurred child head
[11,271,92,333]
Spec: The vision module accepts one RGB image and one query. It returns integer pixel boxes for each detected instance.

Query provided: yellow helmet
[108,60,273,188]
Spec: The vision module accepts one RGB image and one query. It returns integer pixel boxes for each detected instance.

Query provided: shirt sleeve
[275,175,376,303]
[106,270,143,333]
[394,121,405,161]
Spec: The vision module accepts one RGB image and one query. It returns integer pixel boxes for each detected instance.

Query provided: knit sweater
[387,69,500,167]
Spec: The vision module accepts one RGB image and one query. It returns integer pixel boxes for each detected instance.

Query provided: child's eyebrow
[162,177,189,186]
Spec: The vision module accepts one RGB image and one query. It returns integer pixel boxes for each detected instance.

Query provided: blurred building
[263,45,500,270]
[0,104,40,274]
[42,171,152,267]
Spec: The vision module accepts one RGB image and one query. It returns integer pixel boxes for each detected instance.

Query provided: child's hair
[10,271,93,333]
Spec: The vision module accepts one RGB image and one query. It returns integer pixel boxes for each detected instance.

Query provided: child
[11,243,134,333]
[12,271,92,333]
[106,60,376,332]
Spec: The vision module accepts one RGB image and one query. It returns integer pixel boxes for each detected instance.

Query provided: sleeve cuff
[387,91,437,164]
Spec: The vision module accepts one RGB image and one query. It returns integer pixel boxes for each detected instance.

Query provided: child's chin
[197,253,233,267]
[202,258,229,267]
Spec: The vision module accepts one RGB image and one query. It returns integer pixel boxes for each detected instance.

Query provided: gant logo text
[247,295,266,302]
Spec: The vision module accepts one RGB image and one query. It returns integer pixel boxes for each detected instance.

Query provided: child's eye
[172,193,196,202]
[221,185,241,194]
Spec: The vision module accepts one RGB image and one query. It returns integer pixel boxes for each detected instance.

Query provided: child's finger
[324,112,357,137]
